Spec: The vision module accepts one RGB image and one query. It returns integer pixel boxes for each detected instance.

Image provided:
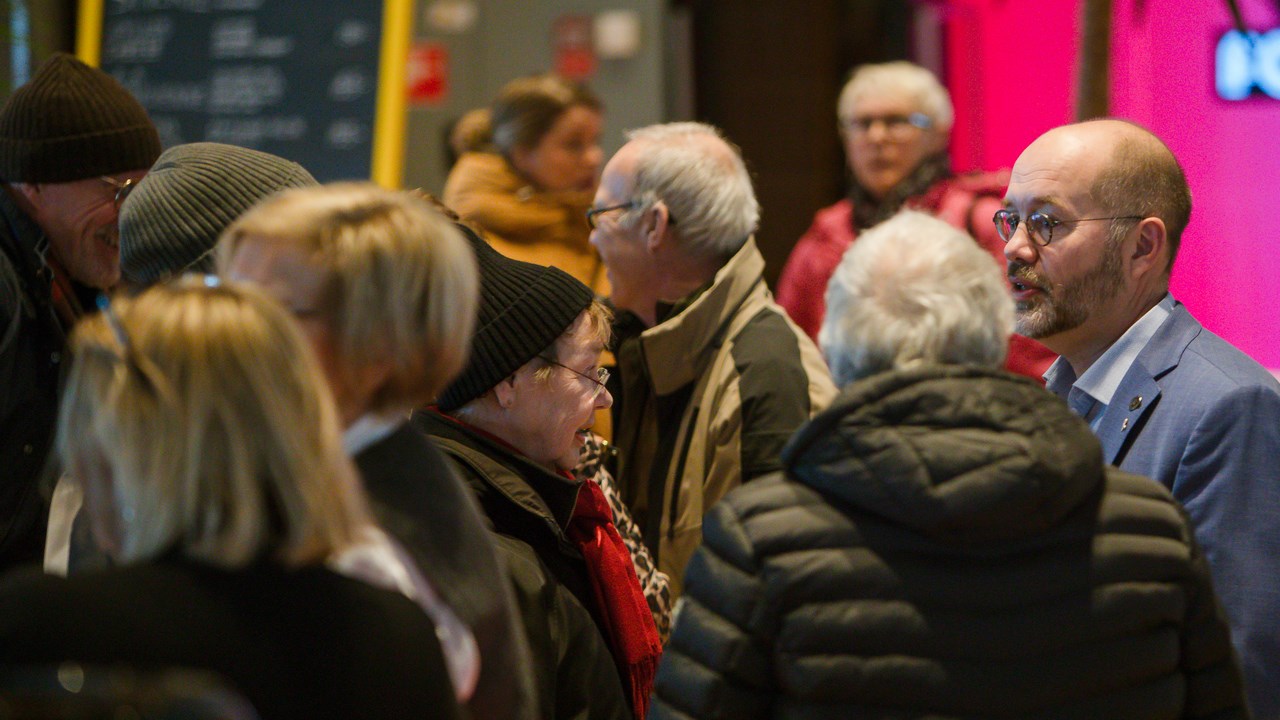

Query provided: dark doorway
[682,0,910,286]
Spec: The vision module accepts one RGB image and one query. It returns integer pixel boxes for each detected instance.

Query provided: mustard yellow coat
[444,152,609,296]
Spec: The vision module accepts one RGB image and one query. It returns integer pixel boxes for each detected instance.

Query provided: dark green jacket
[416,410,630,720]
[653,366,1247,720]
[0,191,68,572]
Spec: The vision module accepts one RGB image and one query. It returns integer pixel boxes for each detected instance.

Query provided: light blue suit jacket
[1051,299,1280,718]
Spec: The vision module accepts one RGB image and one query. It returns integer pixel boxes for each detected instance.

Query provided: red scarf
[431,409,662,716]
[567,478,663,719]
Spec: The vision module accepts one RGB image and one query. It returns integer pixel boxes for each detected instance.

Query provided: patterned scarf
[850,152,953,231]
[567,477,663,719]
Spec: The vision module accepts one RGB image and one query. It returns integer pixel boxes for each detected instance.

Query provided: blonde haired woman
[0,279,459,719]
[222,183,536,720]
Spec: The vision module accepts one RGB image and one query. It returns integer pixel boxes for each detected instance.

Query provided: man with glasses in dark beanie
[0,53,160,572]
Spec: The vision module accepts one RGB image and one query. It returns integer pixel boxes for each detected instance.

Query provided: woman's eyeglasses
[539,357,610,398]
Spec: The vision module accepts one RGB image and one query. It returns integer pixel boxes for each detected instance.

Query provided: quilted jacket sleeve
[1179,525,1251,720]
[650,498,774,720]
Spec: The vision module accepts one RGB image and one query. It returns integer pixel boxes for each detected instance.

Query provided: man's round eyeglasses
[993,208,1144,247]
[100,175,136,210]
[539,356,609,398]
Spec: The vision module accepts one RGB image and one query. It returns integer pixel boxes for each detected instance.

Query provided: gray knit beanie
[119,142,317,285]
[0,53,161,182]
[437,223,596,411]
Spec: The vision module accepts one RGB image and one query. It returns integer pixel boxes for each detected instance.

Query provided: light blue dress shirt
[1044,294,1174,431]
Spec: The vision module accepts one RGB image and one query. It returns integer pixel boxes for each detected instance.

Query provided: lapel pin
[1128,396,1143,411]
[1121,417,1130,431]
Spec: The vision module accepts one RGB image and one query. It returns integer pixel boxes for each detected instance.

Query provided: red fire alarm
[407,42,449,105]
[553,15,596,80]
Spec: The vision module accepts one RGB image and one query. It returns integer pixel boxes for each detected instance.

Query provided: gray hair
[838,61,954,133]
[820,210,1011,386]
[621,122,759,259]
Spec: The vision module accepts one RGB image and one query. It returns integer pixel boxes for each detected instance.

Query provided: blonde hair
[532,300,613,382]
[56,278,371,568]
[219,183,480,413]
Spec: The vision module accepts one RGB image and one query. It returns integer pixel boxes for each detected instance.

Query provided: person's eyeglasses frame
[840,112,934,139]
[99,175,136,210]
[993,208,1145,247]
[586,199,678,230]
[538,356,610,398]
[586,201,638,230]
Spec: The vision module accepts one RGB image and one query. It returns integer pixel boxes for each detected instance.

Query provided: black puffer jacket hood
[781,365,1103,543]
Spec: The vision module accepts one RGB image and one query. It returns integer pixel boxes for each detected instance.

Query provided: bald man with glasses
[1001,118,1280,718]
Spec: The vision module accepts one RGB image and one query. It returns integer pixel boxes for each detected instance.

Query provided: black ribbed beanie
[119,142,318,284]
[0,53,161,182]
[437,224,595,411]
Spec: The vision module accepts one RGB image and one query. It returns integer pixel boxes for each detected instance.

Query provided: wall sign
[1216,29,1280,100]
[406,42,449,106]
[76,0,412,186]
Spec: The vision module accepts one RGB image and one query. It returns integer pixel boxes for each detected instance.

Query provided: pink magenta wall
[942,0,1280,370]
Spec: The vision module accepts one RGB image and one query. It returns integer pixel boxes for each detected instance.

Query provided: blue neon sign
[1217,29,1280,100]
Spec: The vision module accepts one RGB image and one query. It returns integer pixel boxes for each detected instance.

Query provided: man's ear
[642,201,674,254]
[1130,217,1169,279]
[492,373,518,410]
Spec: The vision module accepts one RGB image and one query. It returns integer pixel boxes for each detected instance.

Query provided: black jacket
[652,366,1247,720]
[0,191,68,571]
[355,422,537,720]
[0,557,460,719]
[415,409,630,720]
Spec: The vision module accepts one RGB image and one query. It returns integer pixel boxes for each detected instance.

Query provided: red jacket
[775,172,1056,381]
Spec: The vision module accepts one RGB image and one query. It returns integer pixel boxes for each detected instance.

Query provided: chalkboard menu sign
[78,0,410,185]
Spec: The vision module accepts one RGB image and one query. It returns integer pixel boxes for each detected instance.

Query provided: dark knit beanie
[119,142,318,285]
[438,224,596,411]
[0,53,161,182]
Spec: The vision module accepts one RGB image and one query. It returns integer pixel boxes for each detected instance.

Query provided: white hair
[838,61,954,133]
[820,210,1011,386]
[621,122,759,259]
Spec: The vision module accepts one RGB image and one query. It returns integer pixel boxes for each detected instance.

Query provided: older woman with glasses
[0,278,459,719]
[415,227,661,720]
[774,61,1055,380]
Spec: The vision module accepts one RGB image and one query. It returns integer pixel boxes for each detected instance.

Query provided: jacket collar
[782,365,1105,543]
[1090,299,1201,464]
[0,187,46,265]
[638,237,767,395]
[415,409,582,532]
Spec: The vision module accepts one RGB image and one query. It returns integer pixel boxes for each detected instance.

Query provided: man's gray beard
[1013,241,1125,340]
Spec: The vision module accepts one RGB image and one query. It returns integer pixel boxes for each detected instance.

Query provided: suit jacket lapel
[1095,371,1161,464]
[1094,301,1202,466]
